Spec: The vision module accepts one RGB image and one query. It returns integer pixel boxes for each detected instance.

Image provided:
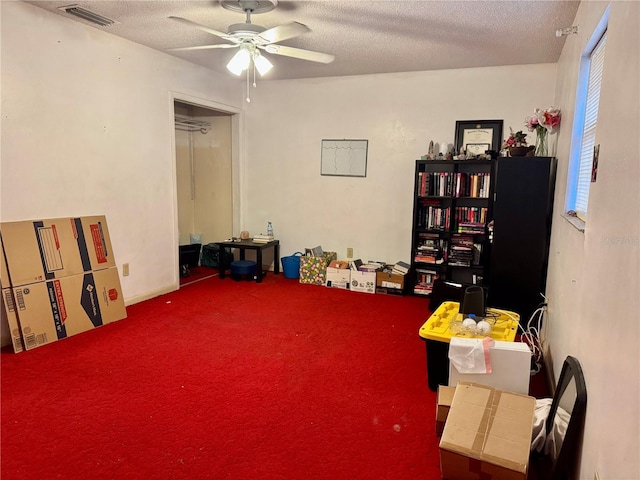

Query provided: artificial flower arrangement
[525,107,561,156]
[502,128,528,149]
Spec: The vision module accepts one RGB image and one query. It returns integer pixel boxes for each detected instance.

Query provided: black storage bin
[179,244,202,269]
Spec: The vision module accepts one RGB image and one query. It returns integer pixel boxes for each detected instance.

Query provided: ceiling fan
[169,0,335,101]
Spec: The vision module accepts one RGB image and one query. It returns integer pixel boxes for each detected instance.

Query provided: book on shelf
[449,235,474,266]
[413,268,439,295]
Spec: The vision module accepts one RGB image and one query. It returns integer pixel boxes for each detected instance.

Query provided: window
[566,8,609,222]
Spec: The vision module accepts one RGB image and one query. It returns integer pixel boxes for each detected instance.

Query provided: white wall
[547,2,639,479]
[243,65,556,262]
[176,116,233,247]
[4,2,637,477]
[0,2,243,303]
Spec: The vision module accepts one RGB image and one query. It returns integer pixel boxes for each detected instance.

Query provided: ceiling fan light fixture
[254,53,273,76]
[227,48,251,75]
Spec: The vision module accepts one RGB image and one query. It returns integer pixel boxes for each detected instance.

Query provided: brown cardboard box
[325,261,351,289]
[376,268,405,290]
[1,216,115,287]
[436,385,456,436]
[1,237,24,352]
[439,382,535,480]
[12,267,126,351]
[2,288,24,353]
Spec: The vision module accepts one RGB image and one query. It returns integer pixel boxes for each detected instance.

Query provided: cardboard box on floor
[0,215,115,287]
[350,271,376,294]
[325,260,351,289]
[1,237,24,352]
[376,268,405,290]
[436,385,456,437]
[2,288,23,353]
[1,215,126,351]
[11,267,126,351]
[439,382,535,480]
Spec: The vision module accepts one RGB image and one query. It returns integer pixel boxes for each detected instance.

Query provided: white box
[349,270,376,294]
[448,338,532,394]
[325,267,351,289]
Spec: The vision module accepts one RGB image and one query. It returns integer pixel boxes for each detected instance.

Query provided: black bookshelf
[487,156,557,323]
[410,159,494,296]
[409,156,557,327]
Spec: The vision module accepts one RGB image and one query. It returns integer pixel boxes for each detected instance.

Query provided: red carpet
[180,265,218,286]
[1,274,439,480]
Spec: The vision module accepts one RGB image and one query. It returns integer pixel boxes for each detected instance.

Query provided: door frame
[169,91,243,288]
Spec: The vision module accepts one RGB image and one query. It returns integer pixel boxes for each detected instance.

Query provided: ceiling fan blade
[255,22,310,45]
[262,44,335,64]
[169,16,231,40]
[167,44,239,51]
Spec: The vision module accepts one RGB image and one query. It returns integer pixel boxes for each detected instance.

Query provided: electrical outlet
[122,263,129,276]
[347,248,353,258]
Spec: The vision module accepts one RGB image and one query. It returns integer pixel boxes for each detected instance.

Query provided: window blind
[575,31,607,217]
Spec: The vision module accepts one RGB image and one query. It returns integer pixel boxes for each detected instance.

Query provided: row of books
[448,236,483,267]
[416,206,488,234]
[413,268,439,295]
[454,206,488,226]
[417,204,451,230]
[417,172,491,198]
[414,234,483,266]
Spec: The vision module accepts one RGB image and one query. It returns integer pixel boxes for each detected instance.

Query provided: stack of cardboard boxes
[436,382,536,480]
[1,216,127,352]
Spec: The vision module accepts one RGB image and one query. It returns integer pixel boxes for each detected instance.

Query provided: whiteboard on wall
[321,139,368,177]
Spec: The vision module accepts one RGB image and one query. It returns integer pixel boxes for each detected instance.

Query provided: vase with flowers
[525,107,561,156]
[502,128,533,157]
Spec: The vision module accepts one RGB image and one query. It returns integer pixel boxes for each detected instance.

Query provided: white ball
[476,320,492,335]
[462,318,477,333]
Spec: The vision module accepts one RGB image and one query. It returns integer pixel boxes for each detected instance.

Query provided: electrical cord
[519,304,547,375]
[487,304,547,374]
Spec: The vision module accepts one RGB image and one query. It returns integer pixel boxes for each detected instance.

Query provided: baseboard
[124,284,177,306]
[543,347,556,396]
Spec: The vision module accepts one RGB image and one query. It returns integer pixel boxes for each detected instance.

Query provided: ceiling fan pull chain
[246,67,251,103]
[253,61,257,88]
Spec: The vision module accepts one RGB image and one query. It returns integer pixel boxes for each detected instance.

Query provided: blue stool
[230,260,257,281]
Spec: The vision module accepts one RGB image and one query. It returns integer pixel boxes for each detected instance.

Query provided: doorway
[174,100,234,286]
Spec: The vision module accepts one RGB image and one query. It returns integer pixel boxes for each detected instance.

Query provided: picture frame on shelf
[465,143,491,157]
[454,120,503,156]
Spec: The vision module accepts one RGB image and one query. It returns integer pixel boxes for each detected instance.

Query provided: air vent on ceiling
[58,4,118,27]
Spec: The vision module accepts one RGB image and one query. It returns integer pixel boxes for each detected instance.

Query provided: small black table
[215,239,280,283]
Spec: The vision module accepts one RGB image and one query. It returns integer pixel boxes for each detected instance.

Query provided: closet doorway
[174,100,234,285]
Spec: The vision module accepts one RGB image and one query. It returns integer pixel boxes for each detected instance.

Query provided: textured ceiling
[25,0,581,81]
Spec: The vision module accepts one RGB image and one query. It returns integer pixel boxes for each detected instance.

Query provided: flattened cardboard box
[2,288,24,353]
[11,267,126,351]
[439,382,535,480]
[1,238,24,352]
[1,216,115,287]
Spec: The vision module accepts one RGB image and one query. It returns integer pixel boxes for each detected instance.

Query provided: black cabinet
[487,156,556,323]
[410,159,494,296]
